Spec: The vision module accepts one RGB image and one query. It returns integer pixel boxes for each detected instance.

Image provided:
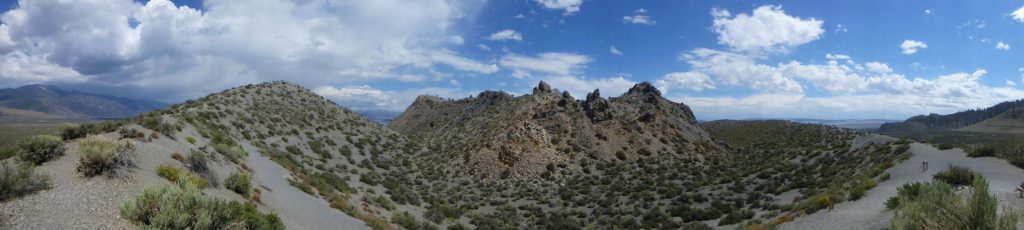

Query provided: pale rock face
[472,121,566,182]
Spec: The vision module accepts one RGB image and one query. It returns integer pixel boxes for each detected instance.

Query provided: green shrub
[186,150,209,173]
[886,182,924,210]
[849,186,866,201]
[58,121,122,141]
[889,175,1018,229]
[718,209,754,226]
[58,124,86,141]
[933,165,974,188]
[0,146,16,161]
[76,136,134,177]
[879,173,891,182]
[186,136,197,144]
[936,143,955,150]
[157,164,208,189]
[366,194,395,210]
[968,146,996,158]
[425,204,465,223]
[0,162,49,201]
[365,214,390,230]
[120,181,283,229]
[119,127,144,139]
[213,143,246,162]
[17,135,64,165]
[225,172,252,196]
[391,211,421,230]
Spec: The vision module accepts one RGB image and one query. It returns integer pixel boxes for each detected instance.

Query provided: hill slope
[387,82,906,229]
[878,99,1024,134]
[1,81,419,229]
[0,84,165,118]
[2,81,912,229]
[391,81,719,182]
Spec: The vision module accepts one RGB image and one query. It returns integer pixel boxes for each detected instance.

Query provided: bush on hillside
[0,162,49,201]
[119,127,144,139]
[186,150,218,188]
[58,121,122,141]
[0,146,16,161]
[224,172,252,196]
[933,165,974,188]
[936,143,955,150]
[120,181,283,229]
[156,164,208,189]
[17,135,64,165]
[968,146,996,158]
[889,175,1017,229]
[886,182,924,209]
[77,136,135,177]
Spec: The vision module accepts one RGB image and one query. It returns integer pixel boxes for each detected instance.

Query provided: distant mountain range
[352,109,402,124]
[0,84,166,118]
[722,118,901,130]
[880,99,1024,134]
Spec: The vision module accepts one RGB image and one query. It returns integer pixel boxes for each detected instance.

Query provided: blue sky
[1,0,1023,120]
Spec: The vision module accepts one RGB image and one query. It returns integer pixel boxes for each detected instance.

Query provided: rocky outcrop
[583,89,613,123]
[471,121,565,181]
[390,81,720,184]
[532,81,553,95]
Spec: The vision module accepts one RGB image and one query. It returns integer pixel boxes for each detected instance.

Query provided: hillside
[1,81,912,229]
[0,81,418,229]
[389,82,907,228]
[957,106,1024,133]
[391,81,719,183]
[0,84,165,118]
[878,99,1024,133]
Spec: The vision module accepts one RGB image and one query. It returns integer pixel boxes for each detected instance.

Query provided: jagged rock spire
[533,81,553,95]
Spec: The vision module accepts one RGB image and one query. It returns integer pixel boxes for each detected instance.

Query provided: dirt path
[241,143,368,230]
[781,143,1024,229]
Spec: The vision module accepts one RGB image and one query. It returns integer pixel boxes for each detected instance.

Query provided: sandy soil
[781,143,1024,229]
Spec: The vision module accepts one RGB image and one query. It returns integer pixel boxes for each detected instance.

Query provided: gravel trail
[781,143,1024,229]
[241,142,368,230]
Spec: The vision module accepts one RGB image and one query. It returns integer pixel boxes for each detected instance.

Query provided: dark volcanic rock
[532,81,553,95]
[583,89,613,123]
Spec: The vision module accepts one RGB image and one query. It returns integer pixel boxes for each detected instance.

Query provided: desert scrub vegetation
[225,172,252,196]
[76,136,135,177]
[120,181,283,229]
[968,145,997,158]
[16,135,64,165]
[889,175,1017,229]
[0,145,15,161]
[0,162,49,201]
[157,164,209,189]
[933,165,975,188]
[58,121,123,141]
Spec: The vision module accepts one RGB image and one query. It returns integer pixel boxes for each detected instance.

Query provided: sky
[1,0,1023,120]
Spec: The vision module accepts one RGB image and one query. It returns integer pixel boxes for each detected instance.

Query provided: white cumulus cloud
[533,0,583,15]
[656,72,716,93]
[1012,6,1024,22]
[997,42,1011,50]
[609,46,623,55]
[0,0,491,102]
[711,5,824,54]
[499,52,591,79]
[901,40,928,55]
[486,29,523,41]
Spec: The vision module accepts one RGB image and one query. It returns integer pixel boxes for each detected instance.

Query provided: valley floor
[781,143,1024,229]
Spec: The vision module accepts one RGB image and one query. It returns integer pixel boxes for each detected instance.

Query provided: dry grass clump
[889,175,1017,230]
[76,136,135,178]
[0,162,49,201]
[17,135,64,165]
